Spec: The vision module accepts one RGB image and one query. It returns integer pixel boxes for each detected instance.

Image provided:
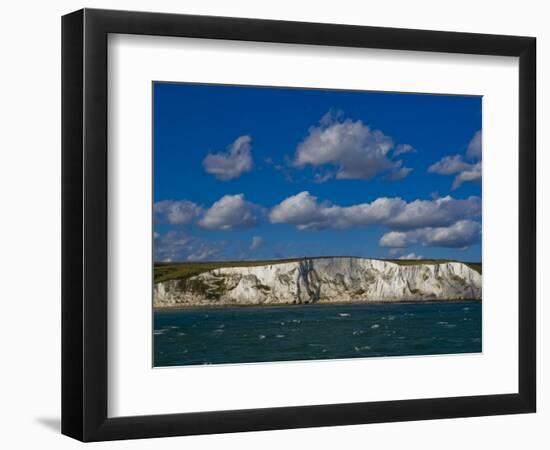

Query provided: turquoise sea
[154,300,481,367]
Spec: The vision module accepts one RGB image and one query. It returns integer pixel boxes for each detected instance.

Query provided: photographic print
[153,83,482,367]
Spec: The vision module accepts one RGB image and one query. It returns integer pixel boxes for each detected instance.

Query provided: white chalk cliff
[154,257,481,308]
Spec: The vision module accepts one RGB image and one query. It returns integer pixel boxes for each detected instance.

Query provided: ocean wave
[354,345,371,351]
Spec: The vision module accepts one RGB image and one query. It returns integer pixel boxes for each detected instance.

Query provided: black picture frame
[62,8,536,442]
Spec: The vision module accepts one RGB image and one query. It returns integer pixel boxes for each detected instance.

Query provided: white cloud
[154,200,202,225]
[199,194,261,230]
[202,135,253,180]
[313,172,334,183]
[153,231,225,262]
[293,112,412,181]
[250,236,264,251]
[154,231,193,261]
[398,253,423,260]
[393,143,416,156]
[428,155,471,175]
[466,130,482,160]
[428,156,482,190]
[379,220,481,249]
[386,161,413,180]
[269,191,480,231]
[379,231,410,248]
[386,195,481,229]
[428,130,482,189]
[451,162,482,189]
[269,191,330,229]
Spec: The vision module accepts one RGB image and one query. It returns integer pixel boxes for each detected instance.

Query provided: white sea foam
[354,345,371,351]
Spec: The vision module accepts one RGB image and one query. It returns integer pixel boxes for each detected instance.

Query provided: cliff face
[153,257,481,308]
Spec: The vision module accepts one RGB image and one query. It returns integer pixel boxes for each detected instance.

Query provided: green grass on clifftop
[154,258,303,283]
[154,257,482,284]
[387,259,481,274]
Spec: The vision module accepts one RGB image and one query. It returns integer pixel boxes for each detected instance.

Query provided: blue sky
[153,82,482,263]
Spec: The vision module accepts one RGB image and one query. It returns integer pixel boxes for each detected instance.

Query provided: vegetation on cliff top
[154,257,481,284]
